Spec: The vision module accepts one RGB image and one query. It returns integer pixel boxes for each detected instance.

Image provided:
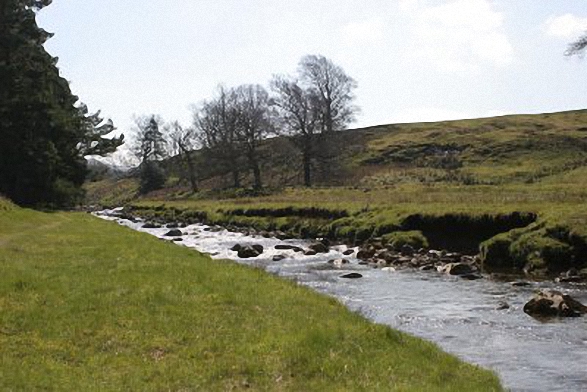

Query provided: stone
[512,281,531,287]
[381,267,396,272]
[252,244,264,254]
[164,229,183,237]
[419,264,436,271]
[496,301,510,310]
[523,290,587,318]
[438,263,474,276]
[343,249,355,256]
[237,246,262,258]
[304,250,317,256]
[172,237,183,242]
[166,223,179,228]
[340,273,363,279]
[357,248,375,260]
[400,244,415,256]
[308,242,329,253]
[275,244,303,252]
[231,244,242,252]
[142,222,161,229]
[272,255,286,261]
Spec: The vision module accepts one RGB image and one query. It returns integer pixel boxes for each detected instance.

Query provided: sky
[37,0,587,162]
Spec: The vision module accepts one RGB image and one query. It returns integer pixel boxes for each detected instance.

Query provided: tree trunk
[232,169,240,188]
[184,152,198,193]
[303,150,311,187]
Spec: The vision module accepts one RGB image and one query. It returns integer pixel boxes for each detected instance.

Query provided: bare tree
[299,54,358,134]
[233,84,274,190]
[271,75,320,187]
[193,86,242,188]
[271,55,358,186]
[167,121,199,193]
[566,33,587,56]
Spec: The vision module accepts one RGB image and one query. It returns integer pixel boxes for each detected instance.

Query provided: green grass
[0,205,502,390]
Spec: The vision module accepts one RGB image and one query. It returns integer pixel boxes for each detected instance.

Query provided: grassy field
[0,200,502,390]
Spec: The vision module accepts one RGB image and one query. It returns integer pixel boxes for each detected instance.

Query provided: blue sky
[37,0,587,152]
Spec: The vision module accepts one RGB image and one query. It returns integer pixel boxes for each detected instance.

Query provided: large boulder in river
[523,290,587,318]
[308,242,329,253]
[164,229,183,237]
[237,245,263,258]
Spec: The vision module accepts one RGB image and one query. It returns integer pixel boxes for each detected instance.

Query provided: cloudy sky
[38,0,587,141]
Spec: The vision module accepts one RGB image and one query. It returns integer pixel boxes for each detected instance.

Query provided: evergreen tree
[132,115,167,194]
[0,0,123,207]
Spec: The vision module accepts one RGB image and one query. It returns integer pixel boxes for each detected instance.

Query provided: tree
[271,55,358,186]
[566,33,587,56]
[194,86,242,188]
[233,84,274,190]
[0,0,123,207]
[271,75,320,187]
[299,54,358,134]
[132,115,167,194]
[167,121,199,193]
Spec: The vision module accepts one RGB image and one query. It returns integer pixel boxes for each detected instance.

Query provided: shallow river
[97,210,587,392]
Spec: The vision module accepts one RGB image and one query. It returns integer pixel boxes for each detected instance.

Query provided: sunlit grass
[0,206,502,390]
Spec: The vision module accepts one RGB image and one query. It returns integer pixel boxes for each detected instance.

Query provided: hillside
[86,110,587,276]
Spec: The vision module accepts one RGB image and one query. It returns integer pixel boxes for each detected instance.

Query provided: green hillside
[87,110,587,276]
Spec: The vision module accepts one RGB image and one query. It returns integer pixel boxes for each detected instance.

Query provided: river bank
[99,207,587,391]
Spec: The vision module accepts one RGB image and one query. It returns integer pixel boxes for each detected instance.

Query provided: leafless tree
[299,54,358,134]
[271,75,320,186]
[233,84,274,190]
[271,55,358,186]
[193,86,242,188]
[566,33,587,56]
[167,121,199,193]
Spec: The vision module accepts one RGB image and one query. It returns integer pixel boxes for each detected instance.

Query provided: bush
[382,230,429,250]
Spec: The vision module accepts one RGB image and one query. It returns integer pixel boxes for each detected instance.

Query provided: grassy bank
[0,201,501,390]
[119,182,587,275]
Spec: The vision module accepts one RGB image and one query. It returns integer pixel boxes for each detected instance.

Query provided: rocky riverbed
[96,208,587,392]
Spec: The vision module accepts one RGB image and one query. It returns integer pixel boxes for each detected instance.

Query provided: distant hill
[87,109,587,201]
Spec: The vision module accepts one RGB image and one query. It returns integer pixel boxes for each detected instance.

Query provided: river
[96,209,587,392]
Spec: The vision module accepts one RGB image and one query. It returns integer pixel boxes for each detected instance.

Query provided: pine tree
[0,0,123,207]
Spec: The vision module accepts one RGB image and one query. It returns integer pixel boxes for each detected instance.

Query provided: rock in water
[237,246,262,258]
[523,290,587,318]
[343,249,355,256]
[340,273,363,279]
[231,244,242,252]
[272,255,286,261]
[164,229,183,237]
[438,263,474,276]
[252,244,264,254]
[308,242,329,253]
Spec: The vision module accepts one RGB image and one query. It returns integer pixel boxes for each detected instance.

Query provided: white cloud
[403,0,513,72]
[340,18,384,46]
[544,14,587,39]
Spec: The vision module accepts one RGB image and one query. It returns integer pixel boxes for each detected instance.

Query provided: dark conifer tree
[0,0,123,207]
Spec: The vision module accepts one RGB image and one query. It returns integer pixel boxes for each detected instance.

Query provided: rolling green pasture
[0,201,501,390]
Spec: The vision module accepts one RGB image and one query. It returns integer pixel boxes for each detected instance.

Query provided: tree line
[132,54,359,194]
